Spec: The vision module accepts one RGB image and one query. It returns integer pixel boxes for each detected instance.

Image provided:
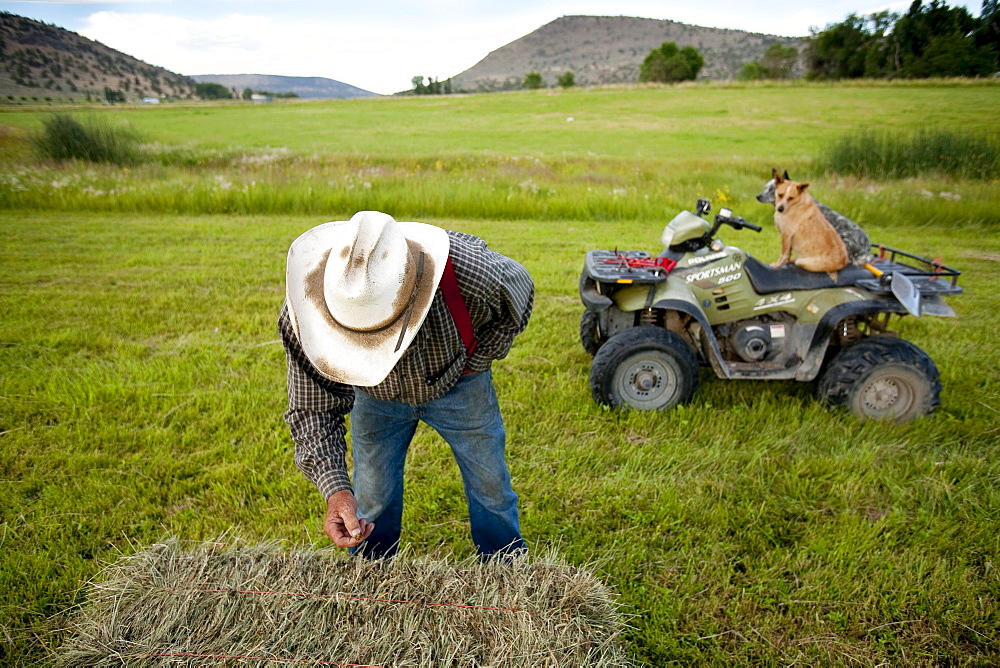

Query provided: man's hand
[324,490,375,548]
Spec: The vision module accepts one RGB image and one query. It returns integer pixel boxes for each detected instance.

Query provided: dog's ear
[799,182,810,192]
[782,170,790,179]
[773,169,783,183]
[771,167,778,178]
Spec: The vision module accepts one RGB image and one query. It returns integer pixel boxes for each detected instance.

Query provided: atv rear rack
[856,245,963,296]
[585,250,675,285]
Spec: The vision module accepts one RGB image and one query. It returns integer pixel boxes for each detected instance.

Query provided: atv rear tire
[589,326,699,411]
[580,310,604,356]
[816,337,941,422]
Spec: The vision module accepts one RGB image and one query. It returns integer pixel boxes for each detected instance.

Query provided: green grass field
[2,82,999,664]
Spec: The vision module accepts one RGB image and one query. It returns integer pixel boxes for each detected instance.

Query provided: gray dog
[756,170,872,267]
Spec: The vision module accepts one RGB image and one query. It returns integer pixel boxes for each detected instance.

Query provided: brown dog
[771,171,848,280]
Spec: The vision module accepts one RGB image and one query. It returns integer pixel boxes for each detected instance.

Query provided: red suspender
[439,257,478,358]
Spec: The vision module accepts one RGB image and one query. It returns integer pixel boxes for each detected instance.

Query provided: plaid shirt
[280,230,534,499]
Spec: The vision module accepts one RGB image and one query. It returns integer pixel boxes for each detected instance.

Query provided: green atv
[579,199,963,422]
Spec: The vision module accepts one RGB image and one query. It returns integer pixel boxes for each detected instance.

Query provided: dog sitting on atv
[767,172,848,281]
[757,169,872,268]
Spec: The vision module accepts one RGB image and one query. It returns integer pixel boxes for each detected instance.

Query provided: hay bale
[58,539,630,666]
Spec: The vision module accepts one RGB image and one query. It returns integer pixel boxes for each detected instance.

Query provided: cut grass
[2,81,999,160]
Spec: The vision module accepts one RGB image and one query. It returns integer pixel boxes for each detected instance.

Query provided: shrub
[639,42,704,83]
[195,82,232,100]
[738,62,769,81]
[30,113,143,165]
[823,127,1000,179]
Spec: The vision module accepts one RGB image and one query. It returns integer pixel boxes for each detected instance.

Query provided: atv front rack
[856,245,963,296]
[585,250,676,285]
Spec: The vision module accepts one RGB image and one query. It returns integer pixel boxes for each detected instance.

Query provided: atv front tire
[589,326,699,411]
[580,310,604,356]
[816,337,941,422]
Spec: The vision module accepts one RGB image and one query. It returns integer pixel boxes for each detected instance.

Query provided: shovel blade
[890,271,921,316]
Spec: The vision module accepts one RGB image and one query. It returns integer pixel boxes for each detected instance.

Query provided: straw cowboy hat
[285,211,450,386]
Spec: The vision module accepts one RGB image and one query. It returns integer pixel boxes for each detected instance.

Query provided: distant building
[250,94,272,104]
[141,97,160,104]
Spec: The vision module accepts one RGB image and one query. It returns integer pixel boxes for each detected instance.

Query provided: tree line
[406,40,701,95]
[405,71,577,96]
[193,82,299,100]
[807,0,998,79]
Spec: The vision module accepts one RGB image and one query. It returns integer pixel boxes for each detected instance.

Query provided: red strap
[602,255,677,272]
[440,257,478,358]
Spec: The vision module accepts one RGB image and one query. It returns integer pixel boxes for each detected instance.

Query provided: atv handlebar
[667,199,763,254]
[714,208,762,233]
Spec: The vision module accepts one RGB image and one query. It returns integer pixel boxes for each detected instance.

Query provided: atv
[578,199,962,422]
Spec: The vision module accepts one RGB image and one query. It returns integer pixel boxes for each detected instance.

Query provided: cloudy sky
[0,0,987,94]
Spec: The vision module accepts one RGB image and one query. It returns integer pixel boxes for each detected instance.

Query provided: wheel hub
[861,377,906,412]
[632,368,661,392]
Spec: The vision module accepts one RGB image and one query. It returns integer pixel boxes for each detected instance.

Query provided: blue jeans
[349,370,525,559]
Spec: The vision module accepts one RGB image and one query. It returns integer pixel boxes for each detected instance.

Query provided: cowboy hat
[285,211,450,386]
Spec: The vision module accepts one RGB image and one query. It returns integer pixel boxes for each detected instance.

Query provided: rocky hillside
[0,12,195,102]
[449,15,807,91]
[190,74,378,99]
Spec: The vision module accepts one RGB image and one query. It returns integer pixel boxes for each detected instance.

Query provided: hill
[448,15,807,91]
[190,74,378,99]
[0,12,195,102]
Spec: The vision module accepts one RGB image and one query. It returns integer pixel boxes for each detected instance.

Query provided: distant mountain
[0,12,195,102]
[448,15,807,91]
[0,13,377,104]
[190,74,378,99]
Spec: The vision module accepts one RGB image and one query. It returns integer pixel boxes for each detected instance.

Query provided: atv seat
[743,256,873,294]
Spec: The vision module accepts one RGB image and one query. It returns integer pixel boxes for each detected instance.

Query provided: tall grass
[2,150,997,228]
[4,83,1000,161]
[0,151,731,221]
[824,127,1000,179]
[29,113,143,166]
